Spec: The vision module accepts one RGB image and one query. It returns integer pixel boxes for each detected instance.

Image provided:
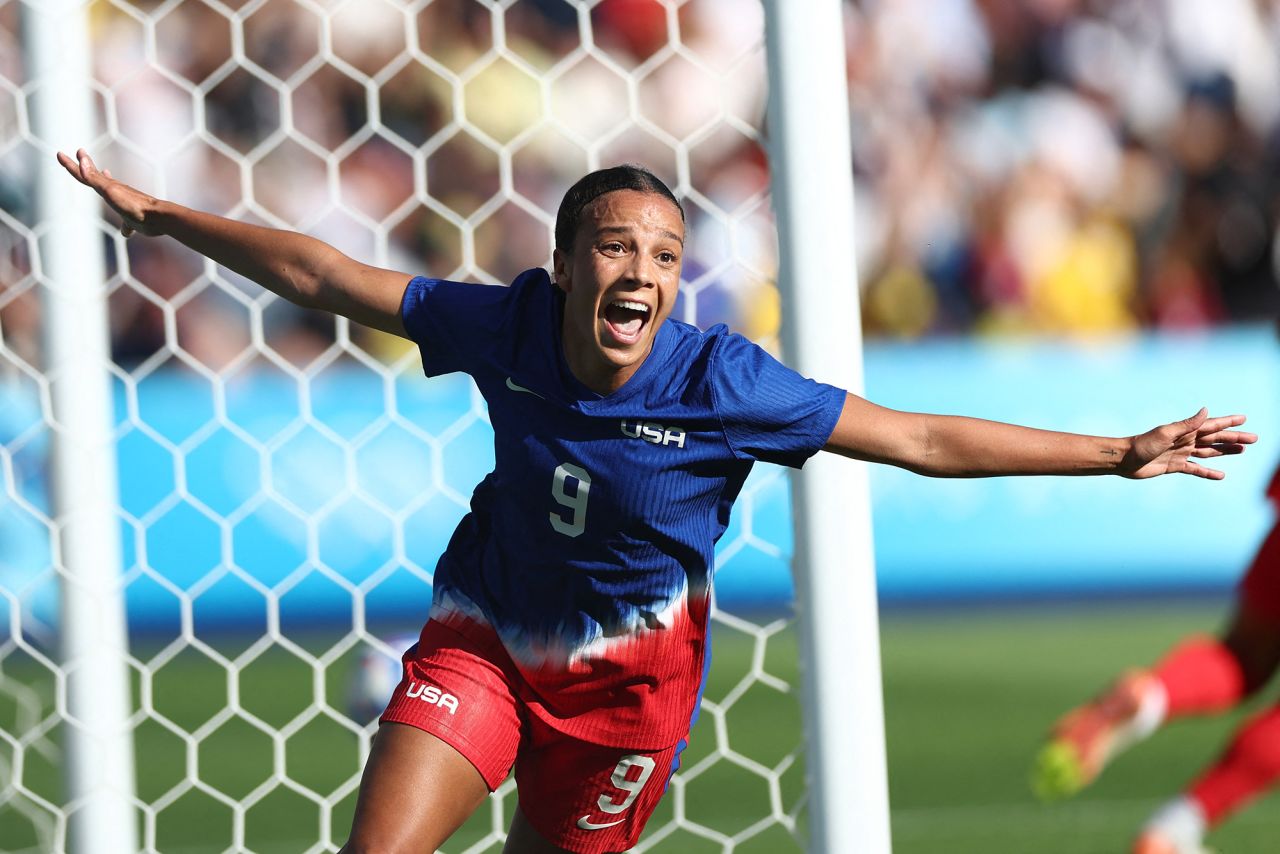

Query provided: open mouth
[602,298,650,345]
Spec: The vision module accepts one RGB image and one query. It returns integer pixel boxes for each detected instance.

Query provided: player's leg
[1219,510,1280,693]
[1133,702,1280,854]
[1033,665,1168,800]
[503,715,687,854]
[1130,796,1211,854]
[1130,603,1280,854]
[1151,542,1280,718]
[1130,492,1280,852]
[342,723,491,852]
[1158,511,1280,712]
[343,619,524,851]
[1035,520,1280,801]
[1034,624,1261,801]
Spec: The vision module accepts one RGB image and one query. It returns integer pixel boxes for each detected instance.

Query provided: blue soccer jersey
[400,268,845,747]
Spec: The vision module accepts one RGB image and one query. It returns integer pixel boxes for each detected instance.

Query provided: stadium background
[2,0,1280,851]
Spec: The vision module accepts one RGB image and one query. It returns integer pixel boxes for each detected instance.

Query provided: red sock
[1153,635,1246,718]
[1188,704,1280,825]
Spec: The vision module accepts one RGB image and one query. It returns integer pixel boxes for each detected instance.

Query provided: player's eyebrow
[596,225,685,245]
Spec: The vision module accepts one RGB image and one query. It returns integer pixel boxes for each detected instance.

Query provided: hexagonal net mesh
[0,1,810,850]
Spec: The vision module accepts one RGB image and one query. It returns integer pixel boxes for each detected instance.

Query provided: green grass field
[3,600,1279,852]
[880,601,1280,854]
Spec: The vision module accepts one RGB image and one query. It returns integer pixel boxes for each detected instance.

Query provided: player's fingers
[1179,461,1225,480]
[1197,429,1257,446]
[74,148,106,187]
[1192,444,1248,458]
[56,150,90,184]
[1179,407,1209,431]
[1198,415,1247,434]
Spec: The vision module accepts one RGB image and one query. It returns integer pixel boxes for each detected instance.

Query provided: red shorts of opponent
[380,619,689,854]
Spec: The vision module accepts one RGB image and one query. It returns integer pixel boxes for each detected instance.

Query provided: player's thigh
[507,719,686,854]
[344,619,524,851]
[1226,521,1280,691]
[343,722,490,853]
[1224,604,1280,694]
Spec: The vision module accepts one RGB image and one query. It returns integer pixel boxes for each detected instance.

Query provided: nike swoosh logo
[505,377,545,399]
[576,815,626,831]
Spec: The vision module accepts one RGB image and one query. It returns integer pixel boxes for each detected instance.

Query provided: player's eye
[657,250,677,265]
[600,241,626,255]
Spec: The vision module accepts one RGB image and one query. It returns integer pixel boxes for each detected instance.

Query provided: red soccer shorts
[1240,517,1280,621]
[380,619,687,853]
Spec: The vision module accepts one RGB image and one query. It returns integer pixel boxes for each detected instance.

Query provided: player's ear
[552,248,572,293]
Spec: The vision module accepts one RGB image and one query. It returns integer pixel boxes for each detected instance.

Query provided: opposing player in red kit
[1036,464,1280,854]
[59,147,1256,854]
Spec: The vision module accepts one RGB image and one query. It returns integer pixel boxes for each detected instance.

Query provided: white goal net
[0,1,814,851]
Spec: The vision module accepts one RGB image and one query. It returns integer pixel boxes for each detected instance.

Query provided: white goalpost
[1,1,889,851]
[20,2,137,852]
[763,2,890,852]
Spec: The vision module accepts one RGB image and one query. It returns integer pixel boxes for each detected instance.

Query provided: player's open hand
[1120,408,1256,480]
[56,148,160,238]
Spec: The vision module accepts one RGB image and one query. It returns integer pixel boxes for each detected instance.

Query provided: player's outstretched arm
[823,394,1255,480]
[57,148,412,337]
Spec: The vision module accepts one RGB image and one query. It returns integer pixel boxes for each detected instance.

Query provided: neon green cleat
[1032,670,1164,802]
[1031,739,1088,801]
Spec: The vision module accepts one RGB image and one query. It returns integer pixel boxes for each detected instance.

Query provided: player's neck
[561,322,650,396]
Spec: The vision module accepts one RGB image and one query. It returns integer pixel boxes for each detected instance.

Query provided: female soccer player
[59,149,1254,854]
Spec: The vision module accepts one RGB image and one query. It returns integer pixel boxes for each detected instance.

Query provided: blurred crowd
[851,0,1280,337]
[1,0,1279,375]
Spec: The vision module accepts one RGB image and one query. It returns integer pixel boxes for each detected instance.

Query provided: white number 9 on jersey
[550,462,591,537]
[598,754,656,814]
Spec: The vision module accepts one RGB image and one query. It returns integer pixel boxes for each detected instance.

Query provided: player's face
[554,189,684,394]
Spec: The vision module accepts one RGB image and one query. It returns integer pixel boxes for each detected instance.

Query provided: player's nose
[624,248,659,290]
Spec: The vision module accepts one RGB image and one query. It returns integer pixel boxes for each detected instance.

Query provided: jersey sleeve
[709,331,846,467]
[399,272,533,376]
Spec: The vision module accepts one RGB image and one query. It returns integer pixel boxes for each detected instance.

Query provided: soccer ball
[346,633,417,724]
